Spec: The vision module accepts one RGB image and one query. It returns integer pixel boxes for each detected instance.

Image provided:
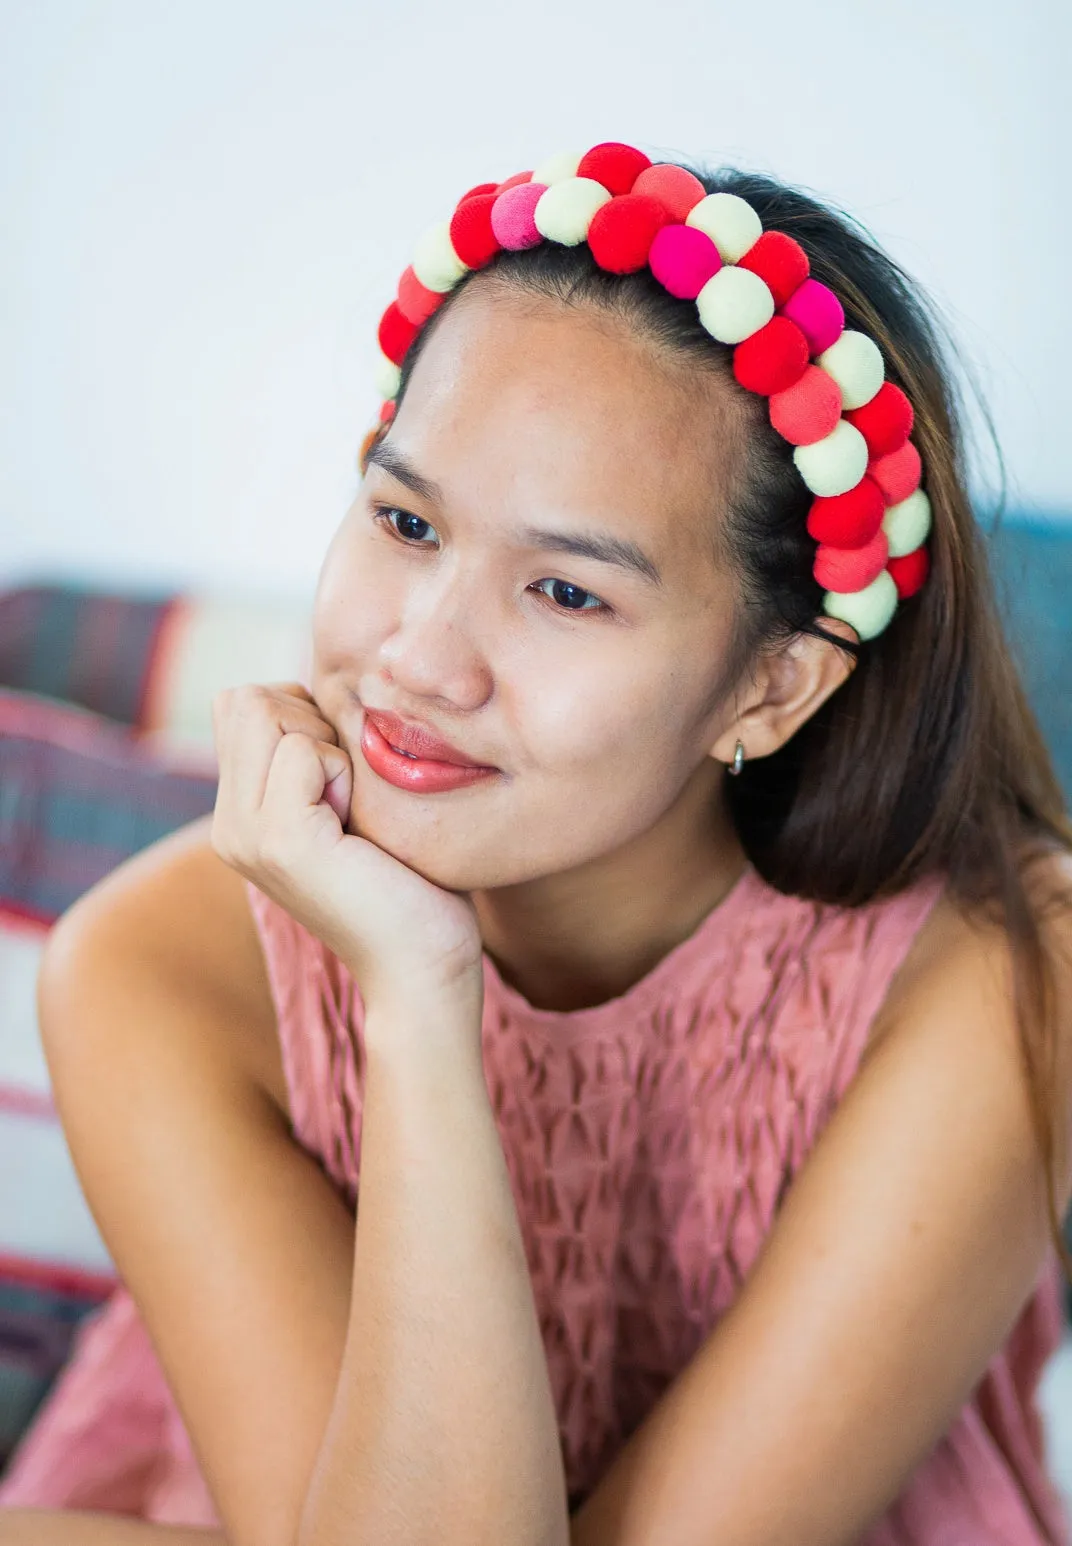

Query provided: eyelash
[369,503,612,618]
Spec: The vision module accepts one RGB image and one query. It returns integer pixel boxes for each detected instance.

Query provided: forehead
[382,283,735,576]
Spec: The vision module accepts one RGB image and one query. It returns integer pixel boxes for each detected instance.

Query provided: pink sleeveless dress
[1,862,1068,1543]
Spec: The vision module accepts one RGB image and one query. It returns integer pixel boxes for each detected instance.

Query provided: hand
[209,682,486,1019]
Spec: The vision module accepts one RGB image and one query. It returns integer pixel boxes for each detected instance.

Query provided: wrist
[361,979,485,1067]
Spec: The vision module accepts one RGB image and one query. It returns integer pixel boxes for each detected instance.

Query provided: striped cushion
[0,687,218,1467]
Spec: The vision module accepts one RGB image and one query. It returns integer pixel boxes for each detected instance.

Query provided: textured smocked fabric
[1,862,1068,1543]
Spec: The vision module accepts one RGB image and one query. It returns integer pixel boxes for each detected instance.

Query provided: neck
[471,763,748,1014]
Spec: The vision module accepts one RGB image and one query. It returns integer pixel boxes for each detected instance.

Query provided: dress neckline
[480,860,761,1028]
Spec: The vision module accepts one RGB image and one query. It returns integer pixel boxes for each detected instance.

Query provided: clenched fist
[209,682,486,1030]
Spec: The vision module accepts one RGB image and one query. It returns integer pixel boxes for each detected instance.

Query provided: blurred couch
[0,512,1070,1473]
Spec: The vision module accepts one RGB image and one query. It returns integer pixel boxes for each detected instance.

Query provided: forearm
[296,997,569,1546]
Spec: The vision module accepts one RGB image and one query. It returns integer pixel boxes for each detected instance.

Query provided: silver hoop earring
[727,739,745,776]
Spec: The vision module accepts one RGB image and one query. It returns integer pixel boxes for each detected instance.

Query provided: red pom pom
[495,171,533,195]
[736,231,810,308]
[378,399,396,424]
[587,194,673,274]
[378,301,418,367]
[887,546,929,598]
[732,316,810,395]
[844,381,914,457]
[768,364,842,446]
[458,181,498,203]
[631,163,707,219]
[806,477,885,547]
[450,193,501,269]
[813,528,889,593]
[576,141,652,195]
[397,266,444,326]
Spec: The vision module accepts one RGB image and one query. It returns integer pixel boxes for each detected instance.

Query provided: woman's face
[311,282,748,893]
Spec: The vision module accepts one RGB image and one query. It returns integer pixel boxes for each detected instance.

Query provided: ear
[708,618,859,767]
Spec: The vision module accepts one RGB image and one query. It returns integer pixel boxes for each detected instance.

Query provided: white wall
[2,0,1068,603]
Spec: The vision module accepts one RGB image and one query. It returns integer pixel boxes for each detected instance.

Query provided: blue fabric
[986,514,1072,804]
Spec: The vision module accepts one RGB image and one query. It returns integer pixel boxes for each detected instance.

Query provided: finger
[260,731,352,847]
[214,685,339,819]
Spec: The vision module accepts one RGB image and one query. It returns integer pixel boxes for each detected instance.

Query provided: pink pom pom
[779,279,845,356]
[813,528,889,592]
[491,182,548,250]
[869,440,922,505]
[648,223,721,299]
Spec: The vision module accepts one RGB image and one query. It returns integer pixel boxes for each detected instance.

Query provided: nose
[377,563,493,710]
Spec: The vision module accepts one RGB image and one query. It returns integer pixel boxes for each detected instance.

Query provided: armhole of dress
[242,878,313,1138]
[831,870,949,1097]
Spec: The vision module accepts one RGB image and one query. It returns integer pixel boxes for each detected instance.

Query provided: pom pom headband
[371,140,932,641]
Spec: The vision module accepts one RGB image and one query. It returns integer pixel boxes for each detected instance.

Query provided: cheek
[311,526,395,668]
[521,648,694,782]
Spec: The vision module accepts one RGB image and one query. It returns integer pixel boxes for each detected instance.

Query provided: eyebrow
[363,437,663,589]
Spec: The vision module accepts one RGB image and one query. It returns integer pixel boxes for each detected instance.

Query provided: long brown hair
[362,160,1072,1276]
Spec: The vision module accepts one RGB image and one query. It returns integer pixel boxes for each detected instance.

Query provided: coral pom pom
[378,399,396,424]
[397,265,444,326]
[768,365,842,446]
[845,381,914,457]
[588,194,673,273]
[631,164,707,220]
[576,141,652,195]
[887,545,930,598]
[869,440,921,505]
[378,301,418,367]
[814,528,889,593]
[822,569,899,640]
[496,171,533,194]
[686,193,763,263]
[816,331,885,411]
[696,266,775,345]
[449,194,501,269]
[736,231,810,308]
[534,178,613,245]
[793,420,869,497]
[732,317,810,395]
[491,182,548,250]
[648,224,721,298]
[806,477,886,547]
[779,279,844,356]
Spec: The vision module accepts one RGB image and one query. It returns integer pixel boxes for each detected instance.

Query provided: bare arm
[297,1001,569,1546]
[21,815,567,1546]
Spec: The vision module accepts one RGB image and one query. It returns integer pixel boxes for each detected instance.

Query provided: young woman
[2,140,1072,1546]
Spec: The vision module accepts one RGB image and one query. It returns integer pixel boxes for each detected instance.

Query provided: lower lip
[360,715,500,793]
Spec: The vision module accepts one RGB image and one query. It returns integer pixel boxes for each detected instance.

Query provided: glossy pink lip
[362,708,496,769]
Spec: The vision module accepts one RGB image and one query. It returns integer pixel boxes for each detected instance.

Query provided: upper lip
[363,708,496,769]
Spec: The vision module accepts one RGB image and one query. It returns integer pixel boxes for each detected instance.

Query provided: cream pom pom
[822,569,899,640]
[412,221,468,293]
[816,331,885,411]
[882,488,932,557]
[685,193,763,263]
[533,177,613,245]
[792,420,869,497]
[374,350,402,399]
[695,266,774,345]
[531,150,583,186]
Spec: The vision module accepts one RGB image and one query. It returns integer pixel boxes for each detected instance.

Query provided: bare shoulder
[864,844,1072,1192]
[44,812,289,1116]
